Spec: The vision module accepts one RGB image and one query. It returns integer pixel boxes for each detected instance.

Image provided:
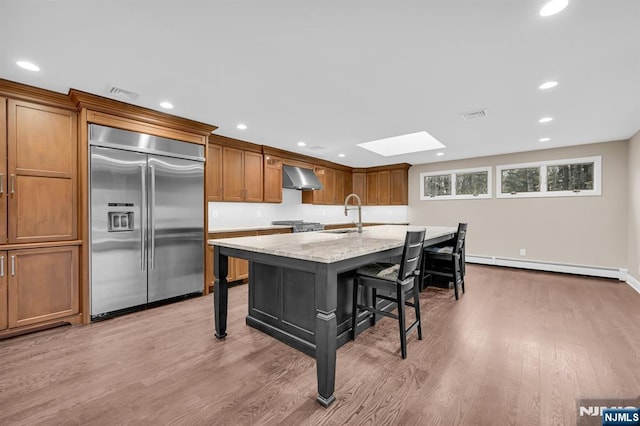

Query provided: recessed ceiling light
[539,81,558,90]
[539,117,554,123]
[236,124,247,130]
[539,137,550,142]
[159,101,174,109]
[16,61,40,71]
[357,131,446,157]
[297,141,306,147]
[338,153,345,158]
[540,0,569,16]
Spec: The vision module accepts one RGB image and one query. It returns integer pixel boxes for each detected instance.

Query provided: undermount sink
[322,228,365,234]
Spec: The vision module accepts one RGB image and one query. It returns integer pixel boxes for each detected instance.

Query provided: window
[456,170,489,196]
[546,162,594,192]
[500,167,540,194]
[496,156,601,198]
[420,167,491,200]
[423,174,451,197]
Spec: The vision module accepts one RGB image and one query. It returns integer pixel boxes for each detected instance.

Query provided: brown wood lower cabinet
[0,252,6,330]
[207,228,292,291]
[2,246,79,329]
[232,258,249,282]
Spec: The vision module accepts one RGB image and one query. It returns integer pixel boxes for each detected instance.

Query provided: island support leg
[315,267,337,407]
[213,246,229,339]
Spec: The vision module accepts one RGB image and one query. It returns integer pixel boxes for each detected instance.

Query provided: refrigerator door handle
[140,164,147,271]
[150,164,156,269]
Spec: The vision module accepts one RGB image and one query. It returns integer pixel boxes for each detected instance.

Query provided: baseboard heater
[465,255,628,281]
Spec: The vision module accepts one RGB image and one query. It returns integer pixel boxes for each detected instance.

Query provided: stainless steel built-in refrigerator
[89,124,204,319]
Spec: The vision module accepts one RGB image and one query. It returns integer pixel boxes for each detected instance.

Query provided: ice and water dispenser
[107,203,134,232]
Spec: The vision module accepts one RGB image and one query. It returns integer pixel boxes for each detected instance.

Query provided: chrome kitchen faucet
[344,193,363,233]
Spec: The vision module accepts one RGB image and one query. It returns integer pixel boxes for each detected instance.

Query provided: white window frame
[419,166,492,200]
[496,156,602,199]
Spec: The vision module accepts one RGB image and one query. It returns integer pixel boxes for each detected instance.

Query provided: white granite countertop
[208,225,456,263]
[209,225,293,234]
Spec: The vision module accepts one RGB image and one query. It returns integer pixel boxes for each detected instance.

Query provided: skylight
[357,131,446,157]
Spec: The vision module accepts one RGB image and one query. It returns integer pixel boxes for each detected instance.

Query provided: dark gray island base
[211,225,456,407]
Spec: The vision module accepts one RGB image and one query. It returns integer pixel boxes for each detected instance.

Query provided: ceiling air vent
[107,86,139,101]
[461,109,488,121]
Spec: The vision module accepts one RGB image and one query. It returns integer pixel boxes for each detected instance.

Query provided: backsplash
[208,189,408,231]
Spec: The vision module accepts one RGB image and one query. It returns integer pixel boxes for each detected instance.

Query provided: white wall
[208,189,408,230]
[628,130,640,282]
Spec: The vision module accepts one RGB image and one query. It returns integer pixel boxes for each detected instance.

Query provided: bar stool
[351,229,426,359]
[422,223,467,300]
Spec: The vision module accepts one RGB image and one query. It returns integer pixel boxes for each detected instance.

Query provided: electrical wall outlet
[519,248,526,256]
[212,210,218,218]
[256,210,262,217]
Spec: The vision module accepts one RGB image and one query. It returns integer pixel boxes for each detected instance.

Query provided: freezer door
[147,155,204,302]
[90,147,148,316]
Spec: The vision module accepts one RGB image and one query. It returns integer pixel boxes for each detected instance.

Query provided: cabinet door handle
[10,174,15,196]
[0,173,3,195]
[10,255,15,276]
[0,256,4,277]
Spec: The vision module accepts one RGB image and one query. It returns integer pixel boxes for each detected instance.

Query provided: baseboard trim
[626,273,640,295]
[466,255,627,280]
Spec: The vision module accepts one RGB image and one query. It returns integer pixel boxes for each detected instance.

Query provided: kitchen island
[210,225,457,407]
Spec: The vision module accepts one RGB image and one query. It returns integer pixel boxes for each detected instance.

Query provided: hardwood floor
[1,265,639,425]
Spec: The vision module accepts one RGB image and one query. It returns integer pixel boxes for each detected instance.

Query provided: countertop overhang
[208,225,456,263]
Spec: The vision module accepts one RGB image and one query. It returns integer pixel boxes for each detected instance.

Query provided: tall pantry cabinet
[0,81,80,338]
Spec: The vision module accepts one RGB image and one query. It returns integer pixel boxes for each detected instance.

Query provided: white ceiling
[1,0,639,167]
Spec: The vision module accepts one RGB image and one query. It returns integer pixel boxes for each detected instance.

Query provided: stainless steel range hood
[282,165,323,190]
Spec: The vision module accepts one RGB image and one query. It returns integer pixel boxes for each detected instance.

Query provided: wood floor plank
[1,265,639,425]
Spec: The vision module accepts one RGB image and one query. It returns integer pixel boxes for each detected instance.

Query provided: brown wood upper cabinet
[352,166,408,205]
[3,99,77,244]
[302,166,351,205]
[263,155,283,203]
[222,146,263,202]
[367,170,391,206]
[207,143,223,201]
[351,172,366,205]
[366,172,379,205]
[336,169,352,204]
[0,98,6,244]
[389,168,408,205]
[302,166,325,204]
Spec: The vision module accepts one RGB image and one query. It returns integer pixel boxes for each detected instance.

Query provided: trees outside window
[420,167,491,200]
[496,157,601,198]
